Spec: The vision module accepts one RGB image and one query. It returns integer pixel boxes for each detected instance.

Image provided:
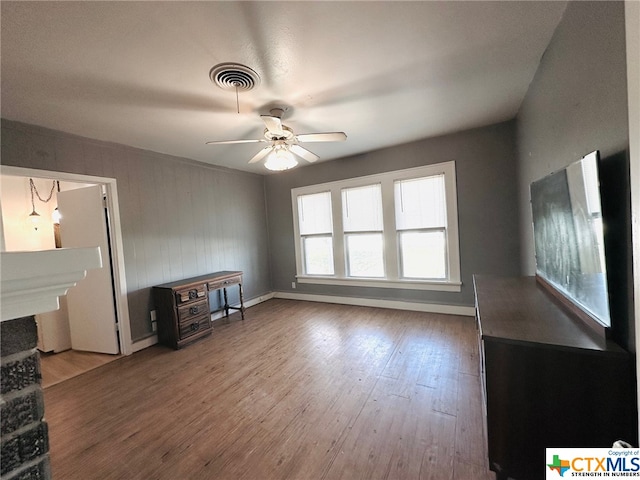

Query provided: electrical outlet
[292,282,296,289]
[150,310,157,332]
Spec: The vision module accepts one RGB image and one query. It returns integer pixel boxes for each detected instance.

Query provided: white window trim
[291,161,461,292]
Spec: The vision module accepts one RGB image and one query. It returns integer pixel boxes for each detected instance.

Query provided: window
[292,161,460,292]
[297,191,334,275]
[342,184,384,277]
[394,175,447,279]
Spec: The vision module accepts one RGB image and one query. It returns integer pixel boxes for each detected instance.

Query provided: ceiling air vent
[209,63,260,92]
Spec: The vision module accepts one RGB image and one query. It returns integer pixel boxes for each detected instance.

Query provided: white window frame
[291,161,461,292]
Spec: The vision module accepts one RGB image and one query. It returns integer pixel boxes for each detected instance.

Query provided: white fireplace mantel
[0,247,102,321]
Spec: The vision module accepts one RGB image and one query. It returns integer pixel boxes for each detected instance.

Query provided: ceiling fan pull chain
[235,83,240,114]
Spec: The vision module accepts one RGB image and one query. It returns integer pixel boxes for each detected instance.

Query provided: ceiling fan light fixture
[205,108,346,168]
[264,145,298,171]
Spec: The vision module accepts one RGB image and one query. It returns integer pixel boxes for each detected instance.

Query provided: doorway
[0,166,132,385]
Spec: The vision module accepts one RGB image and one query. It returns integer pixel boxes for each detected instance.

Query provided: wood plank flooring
[40,349,121,388]
[43,299,495,480]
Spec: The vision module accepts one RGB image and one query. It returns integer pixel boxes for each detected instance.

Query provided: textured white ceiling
[1,1,567,174]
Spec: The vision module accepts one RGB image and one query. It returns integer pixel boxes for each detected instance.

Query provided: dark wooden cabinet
[474,275,637,480]
[153,271,244,349]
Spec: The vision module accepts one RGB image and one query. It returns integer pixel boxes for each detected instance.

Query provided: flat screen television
[530,150,611,330]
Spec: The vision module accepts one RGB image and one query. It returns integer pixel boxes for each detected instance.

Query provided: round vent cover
[209,63,260,91]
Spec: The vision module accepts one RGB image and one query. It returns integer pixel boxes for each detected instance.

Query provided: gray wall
[1,119,271,342]
[516,0,633,352]
[517,0,629,274]
[265,120,521,309]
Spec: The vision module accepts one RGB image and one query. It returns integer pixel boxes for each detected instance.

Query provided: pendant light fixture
[28,179,41,230]
[28,178,56,231]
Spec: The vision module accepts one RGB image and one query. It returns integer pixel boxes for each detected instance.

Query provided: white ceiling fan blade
[249,146,273,164]
[260,115,284,136]
[289,144,320,163]
[206,139,265,145]
[296,132,347,143]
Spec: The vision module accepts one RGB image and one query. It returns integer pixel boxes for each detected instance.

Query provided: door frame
[1,165,133,355]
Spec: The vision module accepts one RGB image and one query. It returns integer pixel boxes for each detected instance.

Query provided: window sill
[295,275,462,292]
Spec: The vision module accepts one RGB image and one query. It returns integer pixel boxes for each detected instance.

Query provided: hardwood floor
[43,299,495,480]
[40,349,121,388]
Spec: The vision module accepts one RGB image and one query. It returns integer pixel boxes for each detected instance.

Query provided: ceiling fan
[205,108,347,171]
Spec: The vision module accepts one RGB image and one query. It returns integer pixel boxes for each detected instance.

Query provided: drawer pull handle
[190,322,199,332]
[189,306,199,315]
[188,290,198,299]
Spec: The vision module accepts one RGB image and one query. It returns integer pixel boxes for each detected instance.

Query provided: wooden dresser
[474,275,637,480]
[153,271,244,349]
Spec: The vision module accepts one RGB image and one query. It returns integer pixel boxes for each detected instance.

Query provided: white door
[58,185,120,354]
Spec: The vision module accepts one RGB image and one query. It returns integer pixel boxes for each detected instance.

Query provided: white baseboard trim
[131,334,158,353]
[273,291,476,317]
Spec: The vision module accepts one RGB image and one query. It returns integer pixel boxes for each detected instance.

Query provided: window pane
[304,236,334,275]
[342,184,383,232]
[346,233,384,277]
[399,231,446,279]
[298,192,332,235]
[395,175,446,230]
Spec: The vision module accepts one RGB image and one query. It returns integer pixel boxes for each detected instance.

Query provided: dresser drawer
[177,299,209,322]
[176,284,207,304]
[208,275,241,291]
[178,314,211,340]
